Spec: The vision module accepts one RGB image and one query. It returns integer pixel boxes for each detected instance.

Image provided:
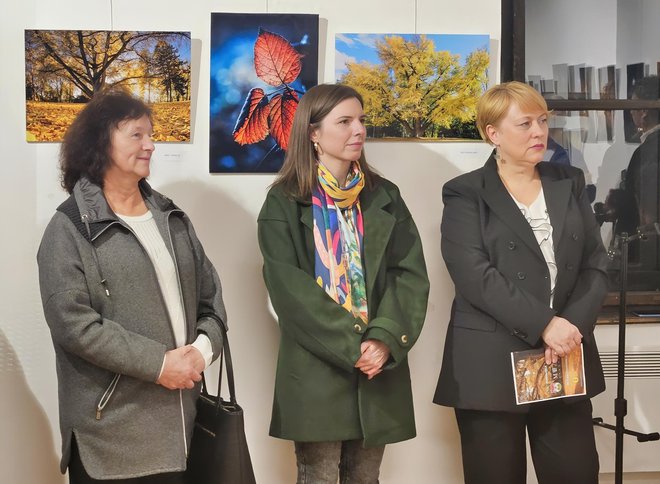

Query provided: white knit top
[510,188,557,307]
[118,211,212,368]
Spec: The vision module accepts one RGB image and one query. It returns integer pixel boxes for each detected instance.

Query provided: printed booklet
[511,344,586,405]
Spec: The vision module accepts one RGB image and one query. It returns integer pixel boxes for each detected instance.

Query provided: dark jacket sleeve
[557,171,609,334]
[37,213,166,383]
[363,192,429,367]
[441,177,557,345]
[258,190,363,373]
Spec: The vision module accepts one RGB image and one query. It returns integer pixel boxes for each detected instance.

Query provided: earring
[313,142,324,156]
[494,147,503,163]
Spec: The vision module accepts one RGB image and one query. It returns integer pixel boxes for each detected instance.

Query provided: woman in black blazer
[434,81,608,484]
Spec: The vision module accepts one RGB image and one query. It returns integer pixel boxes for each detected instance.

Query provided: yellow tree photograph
[335,33,489,140]
[25,30,191,142]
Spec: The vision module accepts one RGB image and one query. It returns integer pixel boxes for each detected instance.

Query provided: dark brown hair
[59,88,152,193]
[633,75,660,101]
[632,76,660,127]
[272,84,377,200]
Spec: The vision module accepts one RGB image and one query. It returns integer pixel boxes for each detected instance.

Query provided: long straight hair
[272,84,377,200]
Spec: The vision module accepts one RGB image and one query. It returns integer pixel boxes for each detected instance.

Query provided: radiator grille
[599,351,660,378]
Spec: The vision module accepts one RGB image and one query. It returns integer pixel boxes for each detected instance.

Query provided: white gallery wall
[3,1,658,483]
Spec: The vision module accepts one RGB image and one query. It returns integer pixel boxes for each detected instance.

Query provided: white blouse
[510,188,558,307]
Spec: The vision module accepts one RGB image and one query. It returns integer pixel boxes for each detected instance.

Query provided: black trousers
[455,399,599,484]
[69,436,187,484]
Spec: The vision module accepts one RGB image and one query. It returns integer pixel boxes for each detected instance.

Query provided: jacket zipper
[114,216,180,346]
[83,213,122,420]
[82,214,120,297]
[96,374,121,420]
[164,210,189,344]
[87,214,177,419]
[165,209,190,456]
[85,208,190,456]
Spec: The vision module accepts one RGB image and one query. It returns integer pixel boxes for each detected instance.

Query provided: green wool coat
[257,176,429,447]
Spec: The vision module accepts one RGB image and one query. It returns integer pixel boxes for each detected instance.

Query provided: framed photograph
[624,62,647,142]
[597,64,617,141]
[25,30,191,142]
[335,33,489,140]
[209,13,319,173]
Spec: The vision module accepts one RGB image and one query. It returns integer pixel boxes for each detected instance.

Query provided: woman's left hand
[544,344,559,365]
[157,346,204,390]
[541,316,583,358]
[355,339,390,380]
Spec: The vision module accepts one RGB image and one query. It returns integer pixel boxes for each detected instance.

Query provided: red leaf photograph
[254,28,303,87]
[210,13,318,173]
[267,90,299,151]
[233,87,271,145]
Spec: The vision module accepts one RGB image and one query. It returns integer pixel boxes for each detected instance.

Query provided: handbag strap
[219,327,237,405]
[200,324,238,407]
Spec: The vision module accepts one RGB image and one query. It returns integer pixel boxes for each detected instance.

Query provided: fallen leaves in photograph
[26,102,83,142]
[26,101,191,142]
[151,101,191,142]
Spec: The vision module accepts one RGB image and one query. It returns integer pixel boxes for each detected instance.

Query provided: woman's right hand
[156,346,204,390]
[541,316,582,362]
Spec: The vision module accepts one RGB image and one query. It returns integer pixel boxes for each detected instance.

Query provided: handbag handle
[200,324,238,407]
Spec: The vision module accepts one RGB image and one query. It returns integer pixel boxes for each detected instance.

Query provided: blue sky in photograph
[132,31,191,62]
[335,33,489,81]
[171,36,191,62]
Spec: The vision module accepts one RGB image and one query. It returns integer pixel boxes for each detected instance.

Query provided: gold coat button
[401,334,409,344]
[353,324,362,333]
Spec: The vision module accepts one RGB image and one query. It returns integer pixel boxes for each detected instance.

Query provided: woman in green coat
[257,84,429,483]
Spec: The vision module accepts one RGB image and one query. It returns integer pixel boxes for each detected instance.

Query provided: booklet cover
[511,344,586,405]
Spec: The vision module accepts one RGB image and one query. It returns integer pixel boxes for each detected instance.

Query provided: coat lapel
[299,183,396,308]
[480,155,545,261]
[538,164,572,252]
[361,184,396,305]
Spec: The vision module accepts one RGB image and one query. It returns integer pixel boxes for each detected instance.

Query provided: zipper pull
[96,373,120,420]
[100,279,110,297]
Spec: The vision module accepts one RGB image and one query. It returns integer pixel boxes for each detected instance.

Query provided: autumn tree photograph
[209,13,318,173]
[335,33,490,140]
[25,30,191,142]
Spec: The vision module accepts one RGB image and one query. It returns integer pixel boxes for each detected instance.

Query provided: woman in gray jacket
[38,90,226,483]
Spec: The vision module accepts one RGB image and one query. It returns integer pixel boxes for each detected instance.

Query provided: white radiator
[593,324,660,473]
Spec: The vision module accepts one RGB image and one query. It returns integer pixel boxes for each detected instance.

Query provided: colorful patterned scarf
[312,162,368,323]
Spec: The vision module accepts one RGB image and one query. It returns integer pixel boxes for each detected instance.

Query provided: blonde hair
[476,81,548,145]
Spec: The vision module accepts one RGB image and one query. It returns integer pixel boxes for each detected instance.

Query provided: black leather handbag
[186,328,257,484]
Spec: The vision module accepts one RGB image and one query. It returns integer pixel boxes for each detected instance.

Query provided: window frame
[501,0,660,307]
[501,0,660,111]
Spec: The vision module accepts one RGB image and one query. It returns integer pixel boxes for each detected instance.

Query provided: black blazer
[434,154,609,412]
